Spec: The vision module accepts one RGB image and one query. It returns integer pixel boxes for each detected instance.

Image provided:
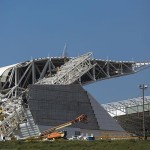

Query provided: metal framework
[37,52,96,85]
[0,53,149,99]
[102,96,150,117]
[0,98,25,136]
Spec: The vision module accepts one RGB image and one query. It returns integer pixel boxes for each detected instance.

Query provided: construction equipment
[40,114,87,140]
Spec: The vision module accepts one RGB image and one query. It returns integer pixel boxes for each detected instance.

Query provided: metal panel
[28,84,99,130]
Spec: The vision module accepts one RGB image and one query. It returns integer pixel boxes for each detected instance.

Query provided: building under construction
[0,52,150,139]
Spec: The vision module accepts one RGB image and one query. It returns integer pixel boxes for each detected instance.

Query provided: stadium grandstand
[103,96,150,138]
[0,52,150,139]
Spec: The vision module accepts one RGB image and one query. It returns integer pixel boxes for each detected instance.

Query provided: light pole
[139,84,148,140]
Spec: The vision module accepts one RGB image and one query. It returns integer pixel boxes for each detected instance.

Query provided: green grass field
[0,140,150,150]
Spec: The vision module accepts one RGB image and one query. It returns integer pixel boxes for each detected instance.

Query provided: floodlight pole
[139,84,148,140]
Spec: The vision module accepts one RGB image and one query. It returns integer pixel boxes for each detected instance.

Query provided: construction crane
[40,114,87,140]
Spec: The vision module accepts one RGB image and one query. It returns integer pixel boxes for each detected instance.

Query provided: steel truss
[102,96,150,116]
[0,53,150,99]
[37,52,96,85]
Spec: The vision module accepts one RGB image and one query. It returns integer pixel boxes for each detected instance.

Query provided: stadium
[0,52,150,139]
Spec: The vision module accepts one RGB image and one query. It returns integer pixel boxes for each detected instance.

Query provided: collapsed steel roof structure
[0,52,150,99]
[0,52,150,137]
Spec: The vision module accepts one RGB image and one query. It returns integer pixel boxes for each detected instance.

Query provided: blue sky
[0,0,150,103]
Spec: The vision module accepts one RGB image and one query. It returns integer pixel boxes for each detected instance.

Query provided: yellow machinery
[40,114,87,140]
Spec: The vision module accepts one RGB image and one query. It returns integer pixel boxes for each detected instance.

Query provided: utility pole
[139,84,148,140]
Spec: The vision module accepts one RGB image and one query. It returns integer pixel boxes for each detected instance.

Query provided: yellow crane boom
[40,114,87,137]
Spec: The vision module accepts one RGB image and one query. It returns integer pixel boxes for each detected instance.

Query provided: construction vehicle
[40,114,87,140]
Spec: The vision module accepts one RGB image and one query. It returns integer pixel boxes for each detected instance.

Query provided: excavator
[40,114,87,140]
